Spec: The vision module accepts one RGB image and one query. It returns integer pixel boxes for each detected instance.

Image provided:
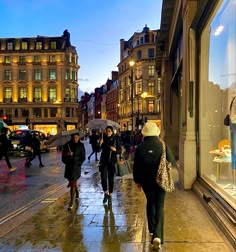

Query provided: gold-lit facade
[0,30,79,135]
[118,25,161,132]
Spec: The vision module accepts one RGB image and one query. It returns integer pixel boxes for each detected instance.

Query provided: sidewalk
[0,163,234,251]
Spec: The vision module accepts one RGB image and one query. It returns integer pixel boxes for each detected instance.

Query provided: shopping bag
[115,159,131,177]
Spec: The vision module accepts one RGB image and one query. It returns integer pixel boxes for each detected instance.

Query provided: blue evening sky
[0,0,162,94]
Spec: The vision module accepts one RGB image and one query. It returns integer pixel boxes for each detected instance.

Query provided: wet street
[0,140,234,251]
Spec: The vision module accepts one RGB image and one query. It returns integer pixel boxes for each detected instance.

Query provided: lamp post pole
[129,60,135,132]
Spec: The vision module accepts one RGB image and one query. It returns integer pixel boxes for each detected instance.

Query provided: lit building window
[148,65,155,76]
[50,41,57,49]
[49,69,56,80]
[148,100,154,113]
[48,87,56,101]
[4,87,12,99]
[65,69,70,80]
[49,55,56,62]
[4,70,11,80]
[34,87,42,102]
[22,42,28,50]
[19,87,27,98]
[34,55,41,63]
[148,81,154,95]
[34,69,41,80]
[36,41,42,50]
[4,56,11,63]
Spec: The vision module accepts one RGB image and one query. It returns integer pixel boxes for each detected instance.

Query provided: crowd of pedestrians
[1,122,175,251]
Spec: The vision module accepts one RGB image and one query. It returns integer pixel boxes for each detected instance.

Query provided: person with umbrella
[62,133,86,210]
[98,126,121,205]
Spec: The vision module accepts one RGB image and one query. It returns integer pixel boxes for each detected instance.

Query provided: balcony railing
[18,98,27,102]
[33,98,42,102]
[3,98,12,102]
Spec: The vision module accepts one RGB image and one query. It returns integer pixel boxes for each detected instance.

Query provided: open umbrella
[86,119,120,130]
[47,129,85,148]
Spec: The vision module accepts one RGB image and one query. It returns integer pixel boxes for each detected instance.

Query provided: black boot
[103,194,109,204]
[39,163,44,168]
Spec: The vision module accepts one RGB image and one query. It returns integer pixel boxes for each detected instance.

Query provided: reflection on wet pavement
[0,172,147,251]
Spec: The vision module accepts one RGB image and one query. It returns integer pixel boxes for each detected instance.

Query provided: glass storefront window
[199,0,236,205]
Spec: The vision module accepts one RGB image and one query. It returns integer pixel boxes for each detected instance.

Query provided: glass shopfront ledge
[202,174,236,210]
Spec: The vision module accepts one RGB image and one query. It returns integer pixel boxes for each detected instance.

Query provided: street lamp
[129,60,135,132]
[137,92,148,129]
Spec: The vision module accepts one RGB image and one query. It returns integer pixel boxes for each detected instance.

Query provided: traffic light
[25,117,30,125]
[3,115,8,124]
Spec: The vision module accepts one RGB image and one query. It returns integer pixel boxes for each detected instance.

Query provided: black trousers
[0,151,13,169]
[100,163,115,193]
[142,183,166,243]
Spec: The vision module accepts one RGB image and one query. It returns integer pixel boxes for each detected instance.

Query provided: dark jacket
[62,140,86,180]
[89,132,99,149]
[32,135,41,153]
[133,136,176,187]
[0,133,9,155]
[99,134,121,166]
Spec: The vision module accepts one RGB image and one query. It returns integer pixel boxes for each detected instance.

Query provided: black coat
[62,140,85,181]
[133,136,176,187]
[99,134,121,166]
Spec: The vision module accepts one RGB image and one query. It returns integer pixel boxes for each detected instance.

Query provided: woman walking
[62,133,85,210]
[98,126,121,205]
[133,122,176,250]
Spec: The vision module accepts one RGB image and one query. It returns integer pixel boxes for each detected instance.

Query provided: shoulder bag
[156,140,175,192]
[224,96,236,126]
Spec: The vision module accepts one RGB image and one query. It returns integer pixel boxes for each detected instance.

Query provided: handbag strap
[67,143,71,152]
[160,139,167,159]
[229,96,236,115]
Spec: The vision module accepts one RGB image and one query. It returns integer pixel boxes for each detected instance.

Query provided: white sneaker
[9,167,16,173]
[152,237,161,250]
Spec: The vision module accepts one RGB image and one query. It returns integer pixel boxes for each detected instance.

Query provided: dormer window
[36,41,42,50]
[22,41,28,50]
[7,42,13,50]
[50,41,57,49]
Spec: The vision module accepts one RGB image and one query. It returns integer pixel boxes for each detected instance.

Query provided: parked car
[8,130,49,156]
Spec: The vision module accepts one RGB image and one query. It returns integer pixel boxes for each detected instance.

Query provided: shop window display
[199,0,236,205]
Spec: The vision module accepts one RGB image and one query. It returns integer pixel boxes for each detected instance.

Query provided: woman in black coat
[62,133,85,210]
[98,126,121,205]
[133,122,176,250]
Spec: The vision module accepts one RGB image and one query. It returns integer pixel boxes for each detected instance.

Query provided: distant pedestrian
[62,133,85,210]
[98,126,121,205]
[133,122,176,250]
[88,129,100,162]
[25,132,33,168]
[31,133,44,168]
[0,127,16,173]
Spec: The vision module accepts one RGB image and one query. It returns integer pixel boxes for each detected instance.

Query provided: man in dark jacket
[62,133,85,210]
[88,129,100,162]
[0,127,16,172]
[31,133,44,168]
[133,122,176,250]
